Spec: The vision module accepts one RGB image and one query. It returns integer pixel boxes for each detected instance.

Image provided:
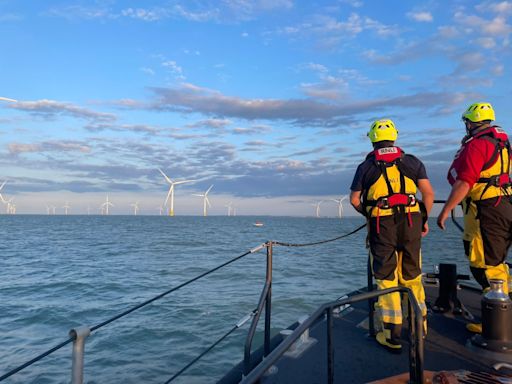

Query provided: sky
[0,0,511,216]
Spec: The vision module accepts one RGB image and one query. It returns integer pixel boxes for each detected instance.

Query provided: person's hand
[421,222,429,237]
[437,210,449,230]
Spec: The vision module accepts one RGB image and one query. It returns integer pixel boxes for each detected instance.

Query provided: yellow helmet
[462,102,495,122]
[368,119,398,143]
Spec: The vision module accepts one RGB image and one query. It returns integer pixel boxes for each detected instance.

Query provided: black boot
[376,323,402,354]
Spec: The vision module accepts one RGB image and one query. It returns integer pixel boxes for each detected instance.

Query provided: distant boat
[254,221,264,227]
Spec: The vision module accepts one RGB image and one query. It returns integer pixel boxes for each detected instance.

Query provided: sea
[0,215,483,383]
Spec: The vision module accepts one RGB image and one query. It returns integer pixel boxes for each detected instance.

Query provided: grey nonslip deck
[220,281,512,383]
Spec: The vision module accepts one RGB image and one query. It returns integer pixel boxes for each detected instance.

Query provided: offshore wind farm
[0,175,350,217]
[2,3,512,383]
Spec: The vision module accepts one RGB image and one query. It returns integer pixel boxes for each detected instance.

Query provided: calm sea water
[0,215,479,383]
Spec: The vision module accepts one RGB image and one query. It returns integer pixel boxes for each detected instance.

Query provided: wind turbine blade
[158,168,174,184]
[164,185,173,206]
[206,185,214,194]
[174,179,196,185]
[0,180,6,191]
[206,197,211,207]
[0,97,17,102]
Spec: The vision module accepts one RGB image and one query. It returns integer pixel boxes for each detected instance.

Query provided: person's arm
[417,178,434,236]
[417,178,434,214]
[350,190,365,216]
[436,179,470,230]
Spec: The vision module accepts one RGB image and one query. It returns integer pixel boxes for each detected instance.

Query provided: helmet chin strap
[465,120,489,136]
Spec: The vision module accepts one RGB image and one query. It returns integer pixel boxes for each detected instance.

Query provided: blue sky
[0,0,511,216]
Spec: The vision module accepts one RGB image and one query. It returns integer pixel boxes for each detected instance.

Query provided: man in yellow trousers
[350,119,434,353]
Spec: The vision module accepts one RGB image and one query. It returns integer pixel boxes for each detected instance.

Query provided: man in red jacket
[437,102,512,333]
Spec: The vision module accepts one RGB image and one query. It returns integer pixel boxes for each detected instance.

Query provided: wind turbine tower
[5,197,13,214]
[225,201,233,216]
[193,185,213,217]
[332,195,348,218]
[312,201,323,218]
[101,195,114,215]
[131,201,139,215]
[62,201,70,215]
[158,169,196,216]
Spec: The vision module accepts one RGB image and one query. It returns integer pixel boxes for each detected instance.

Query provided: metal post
[367,253,375,336]
[264,241,273,356]
[69,326,91,384]
[326,308,334,384]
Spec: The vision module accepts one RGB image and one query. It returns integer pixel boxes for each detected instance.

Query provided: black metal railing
[240,287,425,384]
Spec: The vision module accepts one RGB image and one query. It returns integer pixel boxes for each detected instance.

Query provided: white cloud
[46,5,113,20]
[121,7,166,21]
[491,64,505,75]
[477,1,512,14]
[437,26,460,38]
[140,67,155,76]
[162,60,185,80]
[11,99,116,122]
[475,37,497,48]
[299,62,329,74]
[9,141,91,155]
[483,16,512,36]
[407,11,433,22]
[455,12,512,37]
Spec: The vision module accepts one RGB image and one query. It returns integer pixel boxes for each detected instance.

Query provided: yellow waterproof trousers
[372,250,427,325]
[462,198,511,294]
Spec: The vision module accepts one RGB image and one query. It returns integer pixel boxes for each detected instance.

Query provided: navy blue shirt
[350,150,428,192]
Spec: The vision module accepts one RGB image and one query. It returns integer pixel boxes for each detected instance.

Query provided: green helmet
[462,102,495,122]
[368,119,398,143]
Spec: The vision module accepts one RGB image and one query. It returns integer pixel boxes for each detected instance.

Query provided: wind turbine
[157,205,164,215]
[62,201,70,215]
[331,195,348,218]
[225,201,233,216]
[101,195,114,215]
[0,180,7,203]
[131,201,139,215]
[51,205,56,215]
[193,185,213,217]
[46,205,51,215]
[5,197,13,214]
[158,169,196,216]
[311,201,323,218]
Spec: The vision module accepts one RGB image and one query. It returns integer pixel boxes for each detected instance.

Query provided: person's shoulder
[402,152,424,165]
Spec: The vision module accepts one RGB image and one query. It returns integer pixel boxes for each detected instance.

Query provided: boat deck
[220,281,512,383]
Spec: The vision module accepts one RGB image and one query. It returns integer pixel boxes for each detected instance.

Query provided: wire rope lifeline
[164,309,257,384]
[0,338,74,382]
[273,223,366,247]
[0,247,263,382]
